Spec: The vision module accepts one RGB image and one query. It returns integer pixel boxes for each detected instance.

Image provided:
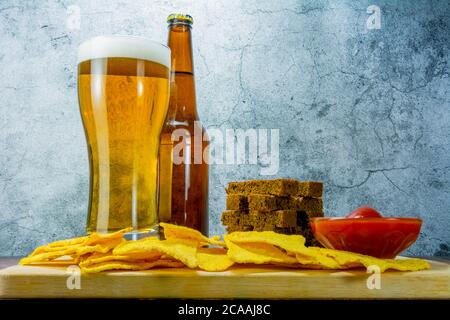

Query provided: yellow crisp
[20,224,431,274]
[29,258,80,266]
[38,236,88,248]
[294,246,344,269]
[225,239,299,265]
[79,251,162,267]
[30,228,131,256]
[160,223,224,247]
[381,258,431,272]
[197,247,234,271]
[301,247,430,272]
[80,259,184,273]
[20,248,80,265]
[294,252,342,269]
[76,238,125,255]
[31,237,88,255]
[225,231,306,253]
[85,227,132,245]
[209,235,226,247]
[20,228,131,265]
[114,238,199,268]
[225,231,429,272]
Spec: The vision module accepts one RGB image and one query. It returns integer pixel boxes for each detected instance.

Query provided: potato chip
[294,250,343,269]
[80,259,184,273]
[21,228,131,265]
[113,238,199,268]
[209,235,226,247]
[79,251,162,267]
[160,222,208,243]
[85,227,133,245]
[20,248,81,265]
[225,232,429,272]
[22,256,80,266]
[197,247,234,271]
[225,239,298,265]
[30,228,131,256]
[225,231,306,253]
[381,257,430,272]
[31,243,86,255]
[21,224,430,274]
[39,236,88,247]
[76,237,125,255]
[31,236,89,255]
[160,222,224,247]
[302,247,430,272]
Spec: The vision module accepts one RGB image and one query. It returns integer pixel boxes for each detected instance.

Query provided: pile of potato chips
[20,223,430,273]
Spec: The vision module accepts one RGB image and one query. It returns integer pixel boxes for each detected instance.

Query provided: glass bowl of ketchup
[310,207,422,258]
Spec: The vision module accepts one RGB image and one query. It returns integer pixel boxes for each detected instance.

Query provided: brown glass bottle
[158,14,209,235]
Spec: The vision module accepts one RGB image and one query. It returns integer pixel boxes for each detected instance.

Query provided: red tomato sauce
[311,217,422,258]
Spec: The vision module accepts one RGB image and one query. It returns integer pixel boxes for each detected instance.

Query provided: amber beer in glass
[158,14,209,234]
[77,36,170,235]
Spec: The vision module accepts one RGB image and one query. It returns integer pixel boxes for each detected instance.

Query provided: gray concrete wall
[0,0,449,256]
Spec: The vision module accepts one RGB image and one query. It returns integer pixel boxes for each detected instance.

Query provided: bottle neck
[167,24,193,74]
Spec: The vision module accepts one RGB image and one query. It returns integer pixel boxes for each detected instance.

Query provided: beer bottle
[158,14,209,235]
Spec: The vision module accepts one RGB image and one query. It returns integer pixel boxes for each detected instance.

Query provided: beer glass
[77,36,170,236]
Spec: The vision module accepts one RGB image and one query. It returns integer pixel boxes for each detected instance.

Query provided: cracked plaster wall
[0,0,449,256]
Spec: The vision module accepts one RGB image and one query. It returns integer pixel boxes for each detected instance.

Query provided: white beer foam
[77,35,171,67]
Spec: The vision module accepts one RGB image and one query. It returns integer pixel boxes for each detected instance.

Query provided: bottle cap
[167,13,194,26]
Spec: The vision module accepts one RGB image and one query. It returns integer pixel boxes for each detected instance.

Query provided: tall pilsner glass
[77,36,170,236]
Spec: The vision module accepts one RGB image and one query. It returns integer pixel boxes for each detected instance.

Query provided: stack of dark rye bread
[221,178,323,246]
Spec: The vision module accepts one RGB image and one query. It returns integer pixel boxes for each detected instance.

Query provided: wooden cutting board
[0,258,448,299]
